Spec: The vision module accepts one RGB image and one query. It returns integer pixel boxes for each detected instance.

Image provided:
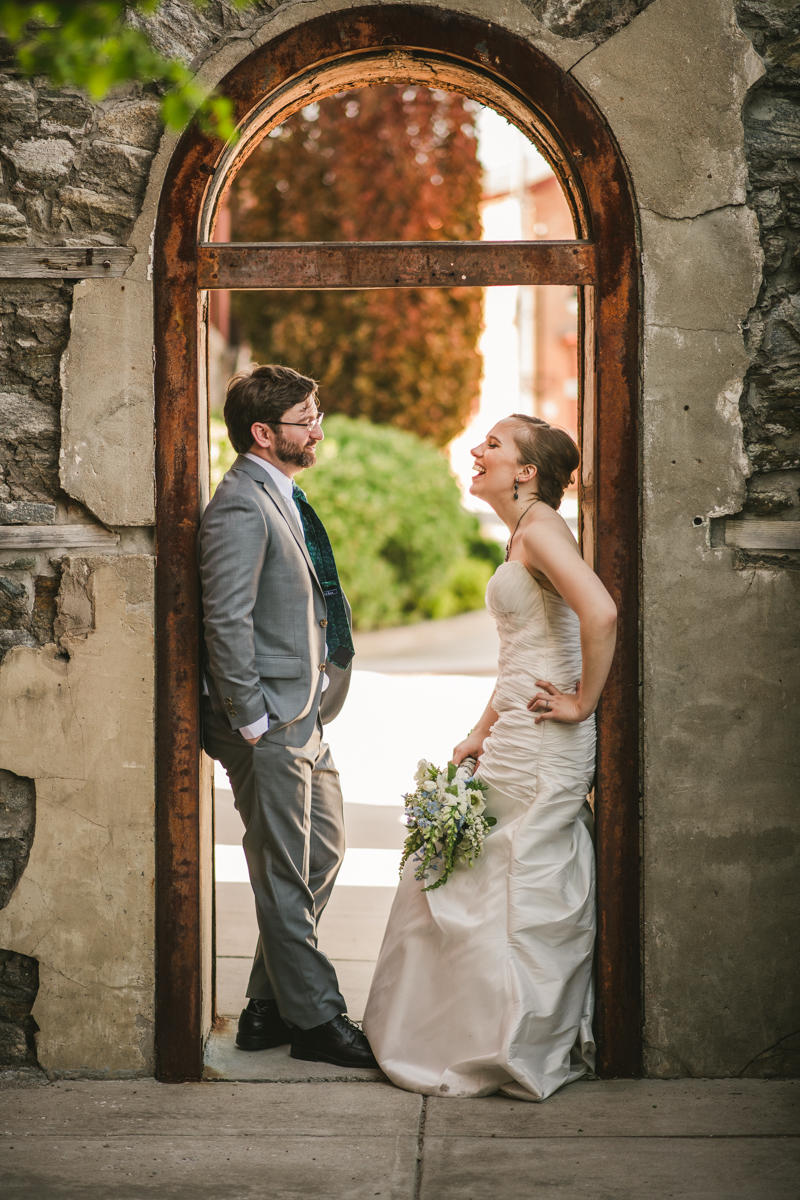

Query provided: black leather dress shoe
[236,998,292,1051]
[290,1014,379,1069]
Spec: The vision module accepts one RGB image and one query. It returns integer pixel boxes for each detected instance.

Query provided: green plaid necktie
[292,483,355,669]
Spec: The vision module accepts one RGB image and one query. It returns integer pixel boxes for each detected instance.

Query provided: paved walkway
[1,1075,797,1197]
[352,607,499,676]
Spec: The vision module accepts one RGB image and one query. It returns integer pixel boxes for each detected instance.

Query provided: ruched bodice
[479,561,594,803]
[489,560,582,700]
[364,561,597,1102]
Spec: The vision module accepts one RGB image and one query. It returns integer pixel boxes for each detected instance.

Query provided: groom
[198,363,377,1069]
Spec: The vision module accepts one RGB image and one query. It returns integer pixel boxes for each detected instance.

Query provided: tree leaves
[0,1,239,139]
[229,85,484,446]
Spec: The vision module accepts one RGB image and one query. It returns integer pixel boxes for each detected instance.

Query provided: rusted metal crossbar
[197,240,596,289]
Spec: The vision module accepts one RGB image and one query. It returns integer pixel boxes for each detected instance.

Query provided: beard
[273,429,317,469]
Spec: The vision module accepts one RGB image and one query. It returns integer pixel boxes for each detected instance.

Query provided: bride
[362,414,617,1101]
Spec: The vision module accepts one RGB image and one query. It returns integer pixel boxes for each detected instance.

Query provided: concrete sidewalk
[352,608,500,675]
[1,1076,797,1198]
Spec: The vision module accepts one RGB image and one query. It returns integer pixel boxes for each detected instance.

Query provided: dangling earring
[513,478,519,501]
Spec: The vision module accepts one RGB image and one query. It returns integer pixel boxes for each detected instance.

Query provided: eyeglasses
[272,412,324,431]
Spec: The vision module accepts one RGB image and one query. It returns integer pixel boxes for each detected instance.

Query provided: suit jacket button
[319,619,328,627]
[319,663,326,671]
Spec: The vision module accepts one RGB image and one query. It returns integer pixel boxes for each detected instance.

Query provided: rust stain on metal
[198,241,596,290]
[154,4,641,1082]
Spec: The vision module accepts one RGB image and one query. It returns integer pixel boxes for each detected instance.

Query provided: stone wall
[0,769,37,1070]
[0,0,796,1079]
[734,0,800,564]
[521,0,658,43]
[0,34,169,1072]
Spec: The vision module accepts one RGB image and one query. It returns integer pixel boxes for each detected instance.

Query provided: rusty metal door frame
[153,5,641,1082]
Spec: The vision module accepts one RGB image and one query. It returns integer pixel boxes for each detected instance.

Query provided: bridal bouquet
[399,759,495,892]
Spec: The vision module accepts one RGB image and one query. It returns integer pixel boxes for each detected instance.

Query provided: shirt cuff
[239,711,270,740]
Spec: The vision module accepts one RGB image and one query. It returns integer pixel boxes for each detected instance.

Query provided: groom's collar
[232,454,319,588]
[243,452,295,502]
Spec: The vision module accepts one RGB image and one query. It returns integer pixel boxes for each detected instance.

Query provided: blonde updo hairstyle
[509,414,580,510]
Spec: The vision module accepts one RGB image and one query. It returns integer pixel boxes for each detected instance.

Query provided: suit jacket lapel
[233,456,321,589]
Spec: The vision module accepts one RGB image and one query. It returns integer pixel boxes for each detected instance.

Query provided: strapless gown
[362,560,597,1101]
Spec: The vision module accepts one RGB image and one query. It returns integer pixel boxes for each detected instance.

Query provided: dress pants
[202,696,346,1029]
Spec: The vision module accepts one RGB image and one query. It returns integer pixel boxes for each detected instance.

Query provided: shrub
[299,416,502,629]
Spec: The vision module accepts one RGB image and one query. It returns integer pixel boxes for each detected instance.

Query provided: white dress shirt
[209,453,328,741]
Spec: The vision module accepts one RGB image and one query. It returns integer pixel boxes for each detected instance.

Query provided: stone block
[56,117,177,527]
[57,185,140,227]
[0,502,55,525]
[642,206,762,335]
[744,92,800,183]
[0,1015,30,1065]
[521,0,657,43]
[745,470,800,515]
[0,769,35,910]
[95,97,163,151]
[0,575,29,629]
[4,1134,420,1199]
[29,574,58,645]
[0,202,28,244]
[0,392,58,442]
[2,137,76,183]
[0,948,38,1068]
[60,277,155,526]
[0,79,38,131]
[571,0,764,218]
[641,552,800,1075]
[3,1078,422,1135]
[129,0,220,63]
[0,557,156,1074]
[424,1079,800,1137]
[38,97,92,139]
[419,1135,800,1199]
[77,140,154,197]
[0,630,35,656]
[642,325,751,523]
[0,769,35,847]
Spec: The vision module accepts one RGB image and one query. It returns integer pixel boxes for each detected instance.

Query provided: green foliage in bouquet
[400,760,496,892]
[298,415,503,630]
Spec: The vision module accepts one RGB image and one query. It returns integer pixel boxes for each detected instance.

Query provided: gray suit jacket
[198,454,352,746]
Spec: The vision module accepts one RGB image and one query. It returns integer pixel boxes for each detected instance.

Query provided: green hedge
[300,416,502,629]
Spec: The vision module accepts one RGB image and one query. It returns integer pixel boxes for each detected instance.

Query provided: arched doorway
[153,5,640,1083]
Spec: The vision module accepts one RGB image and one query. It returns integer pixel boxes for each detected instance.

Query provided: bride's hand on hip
[528,679,586,725]
[452,731,485,766]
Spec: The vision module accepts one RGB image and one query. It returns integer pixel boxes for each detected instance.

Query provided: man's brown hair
[224,364,318,454]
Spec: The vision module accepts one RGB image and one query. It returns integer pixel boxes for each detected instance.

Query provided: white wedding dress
[362,560,597,1101]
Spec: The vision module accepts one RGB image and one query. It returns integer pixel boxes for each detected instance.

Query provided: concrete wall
[0,0,797,1077]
